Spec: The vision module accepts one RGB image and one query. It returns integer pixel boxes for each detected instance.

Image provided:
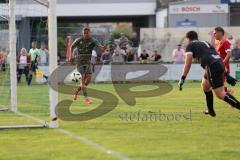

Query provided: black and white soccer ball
[71,71,82,83]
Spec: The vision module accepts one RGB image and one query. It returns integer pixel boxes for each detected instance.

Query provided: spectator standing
[228,35,236,50]
[140,49,149,64]
[112,47,124,63]
[17,48,30,83]
[126,45,135,62]
[101,49,112,64]
[119,33,129,50]
[28,41,40,85]
[130,32,139,57]
[38,42,49,66]
[131,32,139,48]
[232,45,240,61]
[38,42,49,80]
[172,44,185,64]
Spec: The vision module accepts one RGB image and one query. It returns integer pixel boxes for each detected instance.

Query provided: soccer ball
[71,71,82,83]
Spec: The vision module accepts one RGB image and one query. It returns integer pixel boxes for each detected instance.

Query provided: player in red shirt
[214,27,233,93]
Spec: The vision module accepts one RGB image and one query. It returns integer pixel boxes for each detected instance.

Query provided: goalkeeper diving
[179,31,239,117]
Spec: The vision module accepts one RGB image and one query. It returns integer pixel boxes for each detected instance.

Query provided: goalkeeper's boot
[203,109,216,117]
[72,90,79,101]
[85,97,92,104]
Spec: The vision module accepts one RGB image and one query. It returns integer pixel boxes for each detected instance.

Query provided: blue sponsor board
[176,20,197,28]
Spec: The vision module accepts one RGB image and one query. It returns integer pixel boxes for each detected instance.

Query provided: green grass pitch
[0,82,240,160]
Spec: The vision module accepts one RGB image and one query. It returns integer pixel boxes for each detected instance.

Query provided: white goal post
[5,0,58,129]
[48,0,59,128]
[9,0,17,113]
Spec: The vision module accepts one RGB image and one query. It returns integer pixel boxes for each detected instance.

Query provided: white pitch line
[14,111,132,160]
[57,128,131,160]
[15,111,47,125]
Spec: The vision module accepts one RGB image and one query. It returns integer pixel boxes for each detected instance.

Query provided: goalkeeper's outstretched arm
[178,53,193,90]
[181,53,193,77]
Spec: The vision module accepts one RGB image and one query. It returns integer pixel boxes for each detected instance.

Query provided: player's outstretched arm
[178,53,193,91]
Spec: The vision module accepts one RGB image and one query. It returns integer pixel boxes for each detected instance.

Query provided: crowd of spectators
[170,35,240,64]
[1,33,240,81]
[0,42,49,85]
[90,32,162,65]
[16,41,49,85]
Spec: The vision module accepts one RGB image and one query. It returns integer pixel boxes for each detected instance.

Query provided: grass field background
[0,81,240,160]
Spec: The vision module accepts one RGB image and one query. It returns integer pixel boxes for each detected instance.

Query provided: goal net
[0,0,58,129]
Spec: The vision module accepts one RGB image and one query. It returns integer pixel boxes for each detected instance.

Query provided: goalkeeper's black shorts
[204,60,225,89]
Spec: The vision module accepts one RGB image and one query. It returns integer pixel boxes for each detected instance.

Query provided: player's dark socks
[224,93,240,110]
[27,75,32,85]
[204,91,216,117]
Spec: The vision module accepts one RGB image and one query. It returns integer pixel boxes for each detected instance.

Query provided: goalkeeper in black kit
[179,31,239,117]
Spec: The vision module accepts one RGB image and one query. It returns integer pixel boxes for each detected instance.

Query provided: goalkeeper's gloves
[225,73,238,86]
[178,76,186,91]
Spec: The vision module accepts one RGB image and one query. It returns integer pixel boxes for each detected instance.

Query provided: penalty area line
[57,128,131,160]
[15,111,131,160]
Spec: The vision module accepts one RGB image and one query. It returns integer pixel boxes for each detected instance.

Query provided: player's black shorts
[30,61,37,72]
[204,60,225,89]
[77,64,93,75]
